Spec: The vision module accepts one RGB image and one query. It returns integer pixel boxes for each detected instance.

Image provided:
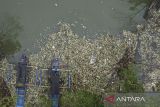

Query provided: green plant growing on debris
[61,90,103,107]
[118,64,144,92]
[156,82,160,92]
[26,95,51,107]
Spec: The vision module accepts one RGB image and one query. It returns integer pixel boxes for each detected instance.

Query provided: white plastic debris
[52,45,55,49]
[54,3,58,7]
[90,53,96,64]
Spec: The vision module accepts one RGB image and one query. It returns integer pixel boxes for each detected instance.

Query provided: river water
[0,0,145,60]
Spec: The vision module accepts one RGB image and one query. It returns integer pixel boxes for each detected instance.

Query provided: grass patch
[118,64,144,93]
[60,90,103,107]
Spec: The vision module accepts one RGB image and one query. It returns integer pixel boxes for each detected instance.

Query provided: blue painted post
[52,95,60,107]
[16,54,28,107]
[35,68,40,86]
[39,69,42,86]
[50,58,60,107]
[16,88,25,107]
[67,73,71,89]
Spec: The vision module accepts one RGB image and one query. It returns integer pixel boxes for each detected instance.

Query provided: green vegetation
[156,82,160,92]
[118,64,144,92]
[0,14,22,106]
[25,90,103,107]
[39,95,52,107]
[61,90,103,107]
[26,95,52,107]
[0,14,22,60]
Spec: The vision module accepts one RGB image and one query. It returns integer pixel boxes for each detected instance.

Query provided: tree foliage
[0,14,22,59]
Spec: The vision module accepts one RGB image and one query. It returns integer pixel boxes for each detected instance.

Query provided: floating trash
[0,11,160,106]
[54,3,58,7]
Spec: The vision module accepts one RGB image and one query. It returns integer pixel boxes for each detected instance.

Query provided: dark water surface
[0,0,145,59]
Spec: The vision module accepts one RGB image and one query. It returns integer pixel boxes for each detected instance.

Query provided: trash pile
[29,22,137,94]
[0,10,159,106]
[137,11,160,91]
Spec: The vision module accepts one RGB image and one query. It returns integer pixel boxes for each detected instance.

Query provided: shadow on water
[0,13,22,61]
[127,0,152,10]
[117,0,150,33]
